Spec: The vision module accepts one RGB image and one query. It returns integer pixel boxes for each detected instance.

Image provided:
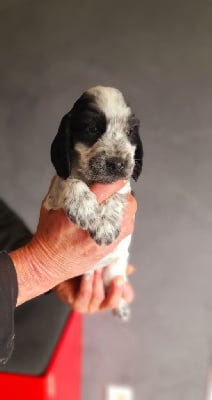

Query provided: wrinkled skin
[10,179,137,308]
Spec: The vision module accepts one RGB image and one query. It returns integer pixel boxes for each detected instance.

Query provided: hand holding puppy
[54,265,135,315]
[10,179,136,306]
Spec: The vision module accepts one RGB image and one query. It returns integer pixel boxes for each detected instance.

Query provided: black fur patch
[51,113,73,179]
[51,93,107,179]
[127,116,143,181]
[71,93,107,146]
[70,110,106,147]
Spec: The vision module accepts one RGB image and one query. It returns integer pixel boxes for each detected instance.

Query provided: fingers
[53,278,80,305]
[88,271,105,313]
[126,264,135,276]
[73,274,94,313]
[44,178,127,208]
[55,265,136,314]
[74,271,108,314]
[73,272,135,314]
[90,180,127,204]
[126,193,137,219]
[41,176,57,207]
[100,276,125,311]
[123,264,135,303]
[122,282,135,304]
[45,178,131,207]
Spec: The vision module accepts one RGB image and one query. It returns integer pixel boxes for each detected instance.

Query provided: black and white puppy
[45,86,143,320]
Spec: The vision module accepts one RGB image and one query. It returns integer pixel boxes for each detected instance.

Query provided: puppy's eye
[86,125,98,135]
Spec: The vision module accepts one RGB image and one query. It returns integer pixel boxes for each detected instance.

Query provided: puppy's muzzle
[88,152,132,182]
[106,157,126,174]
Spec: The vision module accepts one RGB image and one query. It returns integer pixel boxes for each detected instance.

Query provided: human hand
[53,265,135,314]
[30,178,136,280]
[10,179,136,306]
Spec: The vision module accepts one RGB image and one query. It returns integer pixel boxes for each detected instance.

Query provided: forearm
[9,241,63,306]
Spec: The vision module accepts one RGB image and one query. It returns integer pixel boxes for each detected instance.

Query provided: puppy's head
[51,86,143,184]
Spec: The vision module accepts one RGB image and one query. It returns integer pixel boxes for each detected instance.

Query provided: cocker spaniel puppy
[45,86,143,320]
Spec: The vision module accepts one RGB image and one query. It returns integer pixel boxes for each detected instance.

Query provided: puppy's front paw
[89,193,126,245]
[66,199,98,230]
[64,181,98,230]
[89,221,121,246]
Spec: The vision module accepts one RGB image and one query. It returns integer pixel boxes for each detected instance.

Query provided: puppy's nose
[106,157,125,173]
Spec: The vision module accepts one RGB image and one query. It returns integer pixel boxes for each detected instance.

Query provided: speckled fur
[45,86,143,321]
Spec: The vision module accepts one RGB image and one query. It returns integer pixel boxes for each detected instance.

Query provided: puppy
[45,86,143,320]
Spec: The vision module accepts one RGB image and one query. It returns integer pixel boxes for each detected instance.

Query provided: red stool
[0,293,82,400]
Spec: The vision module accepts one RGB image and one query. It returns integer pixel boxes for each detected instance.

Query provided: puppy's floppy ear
[51,112,73,180]
[130,118,143,181]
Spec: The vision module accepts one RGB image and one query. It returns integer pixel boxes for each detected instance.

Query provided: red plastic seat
[0,199,82,399]
[0,294,82,400]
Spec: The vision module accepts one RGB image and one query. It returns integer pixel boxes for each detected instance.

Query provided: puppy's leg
[103,235,131,321]
[63,179,99,230]
[103,258,130,322]
[89,193,126,245]
[44,177,99,231]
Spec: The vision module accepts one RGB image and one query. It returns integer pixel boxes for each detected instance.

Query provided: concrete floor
[0,0,212,399]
